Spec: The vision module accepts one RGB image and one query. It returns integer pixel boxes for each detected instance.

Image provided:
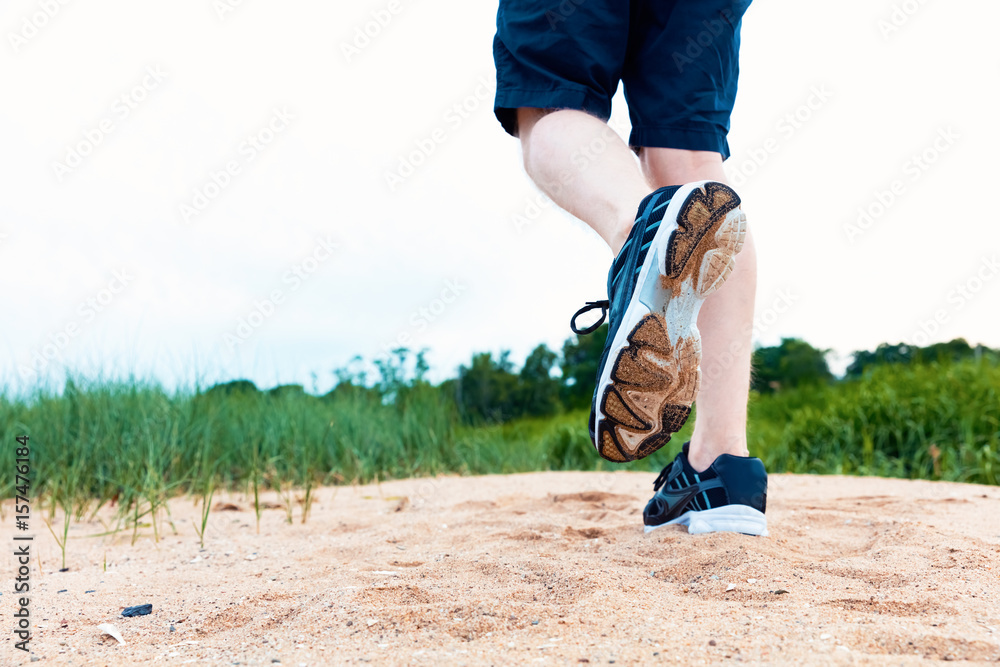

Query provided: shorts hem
[629,126,731,161]
[494,87,612,138]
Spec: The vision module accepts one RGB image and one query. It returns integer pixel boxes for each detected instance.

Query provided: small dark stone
[122,604,153,617]
[346,620,353,626]
[709,640,717,646]
[531,620,540,625]
[169,625,176,632]
[271,660,281,664]
[59,568,69,573]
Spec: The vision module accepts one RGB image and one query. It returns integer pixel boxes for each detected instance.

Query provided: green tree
[846,342,911,378]
[516,344,561,417]
[203,379,259,397]
[560,323,608,409]
[454,351,519,423]
[846,338,991,378]
[752,338,832,393]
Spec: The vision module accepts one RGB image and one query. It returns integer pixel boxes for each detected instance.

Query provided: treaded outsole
[595,182,745,463]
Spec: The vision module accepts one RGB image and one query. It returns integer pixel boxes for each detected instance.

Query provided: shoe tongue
[607,184,684,296]
[614,185,682,259]
[635,184,681,218]
[610,219,645,268]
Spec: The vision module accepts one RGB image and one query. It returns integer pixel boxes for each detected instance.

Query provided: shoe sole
[593,182,746,463]
[644,504,768,537]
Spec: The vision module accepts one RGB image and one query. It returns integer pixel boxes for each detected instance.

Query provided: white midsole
[644,504,769,537]
[591,181,709,439]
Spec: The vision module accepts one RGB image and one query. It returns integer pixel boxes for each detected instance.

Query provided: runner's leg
[641,147,757,473]
[517,108,649,256]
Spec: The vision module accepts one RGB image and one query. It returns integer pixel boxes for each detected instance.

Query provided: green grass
[750,359,1000,484]
[1,357,997,547]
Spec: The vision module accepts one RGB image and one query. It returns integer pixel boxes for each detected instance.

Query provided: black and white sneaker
[570,181,746,462]
[643,443,768,536]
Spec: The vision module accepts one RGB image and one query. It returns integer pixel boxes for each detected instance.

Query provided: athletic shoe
[570,181,746,462]
[643,443,768,536]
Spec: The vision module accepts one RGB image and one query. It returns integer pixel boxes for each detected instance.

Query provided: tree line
[207,329,998,426]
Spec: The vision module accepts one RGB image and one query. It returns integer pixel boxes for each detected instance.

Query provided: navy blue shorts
[493,0,752,159]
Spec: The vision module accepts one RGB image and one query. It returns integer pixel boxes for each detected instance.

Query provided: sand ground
[2,471,1000,666]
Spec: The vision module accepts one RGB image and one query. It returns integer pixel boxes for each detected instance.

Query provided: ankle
[686,433,749,473]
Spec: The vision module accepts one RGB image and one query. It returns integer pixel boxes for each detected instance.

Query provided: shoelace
[570,300,610,335]
[652,458,682,492]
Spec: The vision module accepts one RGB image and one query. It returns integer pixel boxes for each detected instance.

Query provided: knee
[640,148,726,187]
[515,107,549,138]
[518,108,555,177]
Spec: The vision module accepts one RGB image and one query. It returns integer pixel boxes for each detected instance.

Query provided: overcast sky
[1,0,998,395]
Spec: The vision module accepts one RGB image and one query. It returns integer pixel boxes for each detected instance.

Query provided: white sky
[1,0,998,395]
